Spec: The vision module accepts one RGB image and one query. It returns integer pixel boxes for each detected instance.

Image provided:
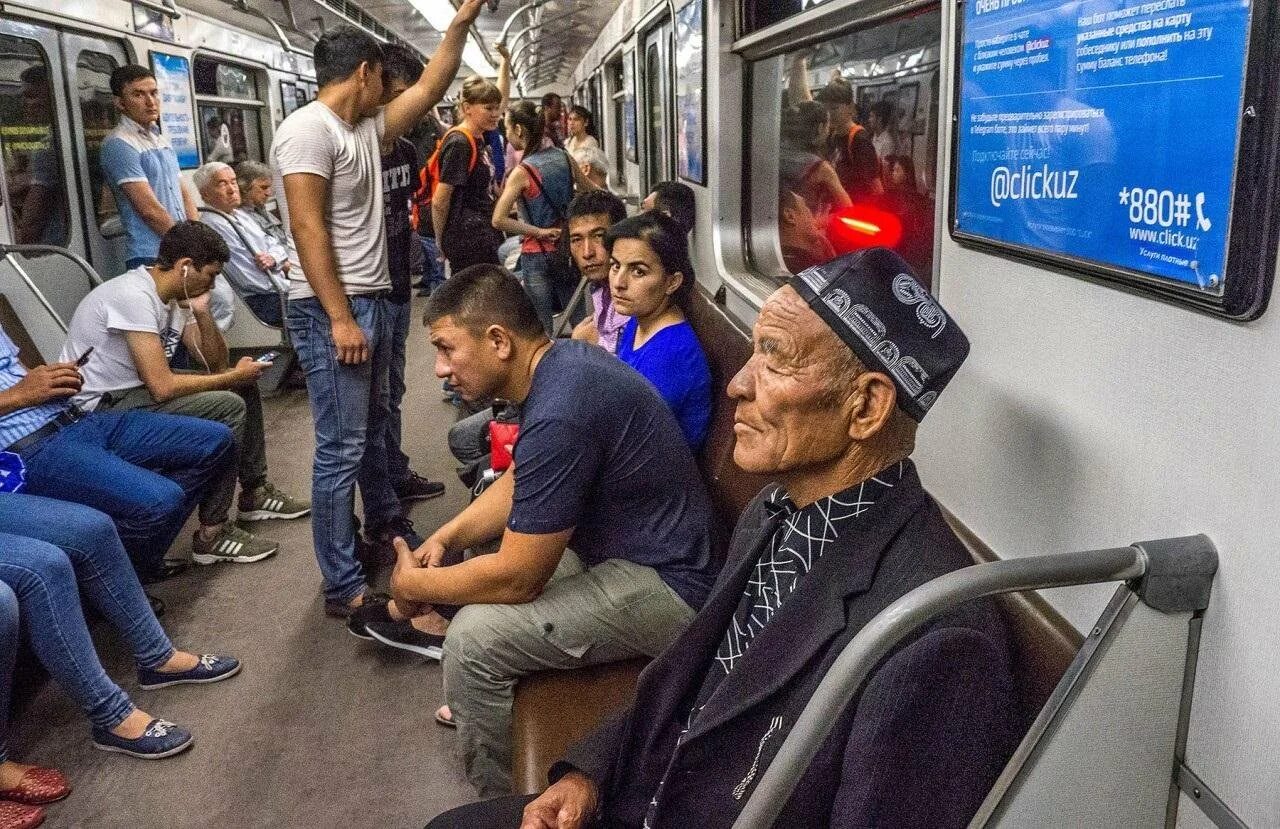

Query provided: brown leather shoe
[0,767,69,805]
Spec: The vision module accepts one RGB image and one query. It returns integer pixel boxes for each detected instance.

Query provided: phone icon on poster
[1195,193,1212,232]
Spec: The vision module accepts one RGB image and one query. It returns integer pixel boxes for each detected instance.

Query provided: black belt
[5,408,84,455]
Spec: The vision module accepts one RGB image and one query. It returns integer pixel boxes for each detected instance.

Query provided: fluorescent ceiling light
[462,37,495,76]
[406,0,494,75]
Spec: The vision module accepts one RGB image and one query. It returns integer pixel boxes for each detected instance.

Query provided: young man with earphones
[60,221,308,566]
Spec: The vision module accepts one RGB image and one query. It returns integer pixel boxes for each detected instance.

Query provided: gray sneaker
[192,524,279,565]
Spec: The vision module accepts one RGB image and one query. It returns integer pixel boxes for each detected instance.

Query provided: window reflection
[762,9,941,285]
[198,105,262,165]
[76,50,121,236]
[0,37,68,247]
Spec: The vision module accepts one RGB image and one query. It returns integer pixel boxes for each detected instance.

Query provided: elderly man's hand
[254,253,277,272]
[519,773,599,829]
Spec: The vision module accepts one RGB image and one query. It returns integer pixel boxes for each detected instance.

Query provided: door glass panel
[645,42,662,189]
[194,57,257,99]
[0,35,68,246]
[75,50,121,238]
[198,104,263,164]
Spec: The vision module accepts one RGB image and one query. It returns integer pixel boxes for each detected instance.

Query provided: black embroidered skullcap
[789,248,969,421]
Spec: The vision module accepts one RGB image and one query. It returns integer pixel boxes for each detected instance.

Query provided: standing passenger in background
[235,160,288,246]
[781,100,853,214]
[608,212,712,450]
[101,65,200,269]
[565,105,600,156]
[642,181,697,235]
[815,80,883,201]
[541,93,567,147]
[868,99,900,162]
[433,76,504,273]
[379,44,447,504]
[492,101,596,335]
[568,190,629,352]
[272,1,483,619]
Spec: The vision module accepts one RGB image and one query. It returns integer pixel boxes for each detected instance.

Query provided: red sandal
[0,801,43,829]
[0,767,70,806]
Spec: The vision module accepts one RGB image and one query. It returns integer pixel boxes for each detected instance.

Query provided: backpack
[412,126,479,234]
[519,150,574,273]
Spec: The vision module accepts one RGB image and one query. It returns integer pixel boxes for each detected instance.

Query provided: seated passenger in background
[430,249,1019,829]
[568,189,629,352]
[0,495,239,761]
[571,145,610,190]
[234,160,287,246]
[355,265,720,798]
[607,212,712,450]
[195,162,291,327]
[0,322,232,580]
[641,180,696,235]
[60,221,308,568]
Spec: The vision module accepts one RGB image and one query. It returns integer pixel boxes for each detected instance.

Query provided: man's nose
[727,360,754,399]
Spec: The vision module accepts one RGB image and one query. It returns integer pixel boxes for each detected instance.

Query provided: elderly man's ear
[846,372,899,442]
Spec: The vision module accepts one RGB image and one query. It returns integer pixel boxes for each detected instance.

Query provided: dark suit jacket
[553,465,1020,828]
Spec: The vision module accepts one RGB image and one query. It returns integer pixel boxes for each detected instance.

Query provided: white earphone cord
[183,265,210,372]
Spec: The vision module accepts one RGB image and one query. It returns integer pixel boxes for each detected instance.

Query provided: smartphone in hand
[254,350,280,364]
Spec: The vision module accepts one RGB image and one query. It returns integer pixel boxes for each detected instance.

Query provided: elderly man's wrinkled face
[245,177,273,208]
[729,286,859,475]
[429,315,510,404]
[202,167,240,212]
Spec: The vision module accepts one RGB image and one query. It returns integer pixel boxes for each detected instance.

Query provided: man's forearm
[431,197,451,249]
[146,367,244,402]
[0,386,34,417]
[294,223,354,325]
[399,548,540,606]
[190,311,228,371]
[436,469,514,551]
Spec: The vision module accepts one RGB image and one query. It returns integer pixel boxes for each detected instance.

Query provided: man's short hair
[235,160,272,191]
[814,80,854,106]
[192,161,233,194]
[382,43,425,86]
[156,221,231,270]
[541,92,562,108]
[314,26,384,88]
[567,189,626,226]
[424,264,544,340]
[648,181,696,234]
[110,65,155,97]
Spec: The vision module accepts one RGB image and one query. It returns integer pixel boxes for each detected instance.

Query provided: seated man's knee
[199,390,248,436]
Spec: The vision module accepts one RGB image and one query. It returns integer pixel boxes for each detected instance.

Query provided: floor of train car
[9,297,477,827]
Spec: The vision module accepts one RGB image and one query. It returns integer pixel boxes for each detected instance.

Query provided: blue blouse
[617,317,713,451]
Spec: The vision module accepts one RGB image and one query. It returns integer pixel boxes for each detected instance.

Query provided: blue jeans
[419,236,446,294]
[18,411,235,577]
[244,292,284,327]
[286,295,401,602]
[386,299,412,486]
[0,582,15,763]
[520,251,577,335]
[0,494,176,730]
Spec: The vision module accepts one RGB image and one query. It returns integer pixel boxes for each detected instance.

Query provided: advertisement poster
[150,52,200,169]
[953,0,1253,293]
[675,0,706,184]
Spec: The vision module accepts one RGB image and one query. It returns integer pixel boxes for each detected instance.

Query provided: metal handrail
[0,244,104,289]
[731,545,1154,829]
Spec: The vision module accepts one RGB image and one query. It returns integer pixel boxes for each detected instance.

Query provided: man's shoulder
[275,103,336,143]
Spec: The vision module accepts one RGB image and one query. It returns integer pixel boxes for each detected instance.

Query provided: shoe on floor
[91,719,193,760]
[347,597,394,640]
[139,558,188,585]
[137,655,241,690]
[434,705,456,728]
[0,766,70,805]
[324,590,387,620]
[238,482,310,521]
[146,593,165,618]
[366,617,444,660]
[0,801,43,829]
[192,525,278,565]
[367,516,424,554]
[394,471,446,503]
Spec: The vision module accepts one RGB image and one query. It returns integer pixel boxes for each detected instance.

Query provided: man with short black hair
[568,189,629,352]
[641,181,696,235]
[101,65,200,269]
[359,264,720,798]
[429,249,1019,828]
[61,221,308,567]
[272,0,484,618]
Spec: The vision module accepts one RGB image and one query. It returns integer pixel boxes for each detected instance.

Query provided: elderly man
[195,161,290,327]
[427,248,1020,828]
[235,160,287,245]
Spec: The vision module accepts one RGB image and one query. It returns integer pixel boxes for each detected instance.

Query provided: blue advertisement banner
[954,0,1253,293]
[150,52,200,169]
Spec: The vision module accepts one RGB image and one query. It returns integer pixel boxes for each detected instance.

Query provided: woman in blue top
[606,211,713,450]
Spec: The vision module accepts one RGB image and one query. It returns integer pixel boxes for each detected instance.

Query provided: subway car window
[758,8,941,284]
[194,56,265,164]
[0,36,68,246]
[76,50,121,235]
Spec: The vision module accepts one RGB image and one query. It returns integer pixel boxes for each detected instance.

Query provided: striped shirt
[100,117,187,263]
[0,327,67,449]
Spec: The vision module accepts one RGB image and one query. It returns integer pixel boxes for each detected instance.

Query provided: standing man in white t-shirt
[272,0,484,618]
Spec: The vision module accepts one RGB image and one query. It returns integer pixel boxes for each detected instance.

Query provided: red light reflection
[827,204,903,253]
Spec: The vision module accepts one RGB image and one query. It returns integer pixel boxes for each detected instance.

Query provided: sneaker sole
[396,489,446,504]
[238,508,311,521]
[93,736,194,760]
[347,626,374,641]
[192,547,278,565]
[137,661,242,690]
[367,626,443,660]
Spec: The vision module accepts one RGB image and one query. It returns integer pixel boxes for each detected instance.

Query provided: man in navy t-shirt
[360,264,719,797]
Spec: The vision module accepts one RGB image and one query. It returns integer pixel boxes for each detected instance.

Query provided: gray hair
[572,146,609,178]
[192,161,233,194]
[235,160,272,193]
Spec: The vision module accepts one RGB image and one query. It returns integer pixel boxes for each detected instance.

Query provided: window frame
[192,52,269,166]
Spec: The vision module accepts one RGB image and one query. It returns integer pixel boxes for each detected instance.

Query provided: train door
[60,32,129,280]
[640,20,673,194]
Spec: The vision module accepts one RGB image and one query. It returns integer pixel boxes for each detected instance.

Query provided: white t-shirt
[270,101,390,300]
[59,266,193,410]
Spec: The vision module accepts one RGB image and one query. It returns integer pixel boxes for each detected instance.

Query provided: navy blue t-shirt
[381,137,418,304]
[508,340,719,609]
[616,317,713,451]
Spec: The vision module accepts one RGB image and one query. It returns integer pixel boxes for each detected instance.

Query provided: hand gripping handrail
[731,536,1217,829]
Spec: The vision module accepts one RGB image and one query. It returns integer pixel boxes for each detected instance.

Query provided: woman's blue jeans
[0,582,16,763]
[520,251,578,335]
[0,494,174,731]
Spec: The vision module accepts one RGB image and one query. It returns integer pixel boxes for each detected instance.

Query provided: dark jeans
[425,794,539,828]
[0,581,14,764]
[442,231,501,273]
[419,236,446,293]
[386,298,412,485]
[286,295,400,602]
[0,494,176,731]
[125,257,155,270]
[244,292,284,327]
[18,411,235,576]
[520,251,578,335]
